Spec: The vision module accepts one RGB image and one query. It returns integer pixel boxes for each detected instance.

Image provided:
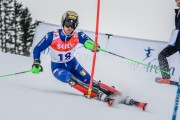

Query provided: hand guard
[32,60,43,74]
[84,40,100,52]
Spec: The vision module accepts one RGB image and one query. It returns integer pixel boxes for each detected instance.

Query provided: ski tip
[155,78,170,84]
[137,102,147,111]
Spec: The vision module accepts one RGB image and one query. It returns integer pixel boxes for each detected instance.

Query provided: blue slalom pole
[172,76,180,120]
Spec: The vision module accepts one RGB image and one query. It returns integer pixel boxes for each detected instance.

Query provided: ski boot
[97,91,116,107]
[106,92,119,107]
[93,80,122,107]
[155,77,178,86]
[93,80,121,96]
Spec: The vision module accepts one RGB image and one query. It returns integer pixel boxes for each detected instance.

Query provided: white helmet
[61,10,79,29]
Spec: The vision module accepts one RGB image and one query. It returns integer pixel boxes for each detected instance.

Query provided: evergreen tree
[0,0,3,51]
[12,0,22,54]
[0,0,37,56]
[19,7,34,56]
[2,0,13,53]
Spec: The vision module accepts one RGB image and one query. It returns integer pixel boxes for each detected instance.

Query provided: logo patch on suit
[80,70,86,76]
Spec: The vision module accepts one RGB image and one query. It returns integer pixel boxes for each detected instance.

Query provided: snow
[0,48,179,120]
[0,22,179,120]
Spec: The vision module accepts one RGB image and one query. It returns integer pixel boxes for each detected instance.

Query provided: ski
[132,100,147,111]
[106,95,147,111]
[71,78,148,111]
[98,82,147,111]
[98,81,121,95]
[155,77,178,86]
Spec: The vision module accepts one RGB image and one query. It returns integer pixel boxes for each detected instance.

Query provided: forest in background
[0,0,40,56]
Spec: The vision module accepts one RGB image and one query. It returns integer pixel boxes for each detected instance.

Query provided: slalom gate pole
[87,0,101,98]
[0,69,32,78]
[172,76,180,120]
[97,48,171,75]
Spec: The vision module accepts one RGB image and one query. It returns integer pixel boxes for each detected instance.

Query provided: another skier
[32,10,147,110]
[155,0,180,86]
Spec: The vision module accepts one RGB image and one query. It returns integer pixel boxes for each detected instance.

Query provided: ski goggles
[64,20,77,29]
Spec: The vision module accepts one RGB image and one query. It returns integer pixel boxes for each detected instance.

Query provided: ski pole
[0,69,32,78]
[97,48,171,75]
[172,76,180,120]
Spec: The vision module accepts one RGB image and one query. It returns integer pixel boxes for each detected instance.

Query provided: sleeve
[78,31,100,51]
[175,9,178,29]
[33,32,53,61]
[78,31,94,45]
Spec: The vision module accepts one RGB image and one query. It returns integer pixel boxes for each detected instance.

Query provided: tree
[2,0,13,53]
[0,0,37,56]
[19,7,34,56]
[12,0,22,54]
[0,0,3,51]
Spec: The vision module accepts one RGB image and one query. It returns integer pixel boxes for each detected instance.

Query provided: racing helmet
[61,10,79,29]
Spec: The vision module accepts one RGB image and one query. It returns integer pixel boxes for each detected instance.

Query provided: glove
[32,60,43,74]
[84,40,100,52]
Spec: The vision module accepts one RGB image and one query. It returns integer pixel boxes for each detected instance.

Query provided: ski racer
[32,10,147,110]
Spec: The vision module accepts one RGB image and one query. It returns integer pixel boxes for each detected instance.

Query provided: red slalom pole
[87,0,101,98]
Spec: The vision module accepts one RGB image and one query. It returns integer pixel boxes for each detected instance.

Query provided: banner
[32,22,180,82]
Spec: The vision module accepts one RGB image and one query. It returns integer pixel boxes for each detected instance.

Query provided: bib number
[58,52,71,61]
